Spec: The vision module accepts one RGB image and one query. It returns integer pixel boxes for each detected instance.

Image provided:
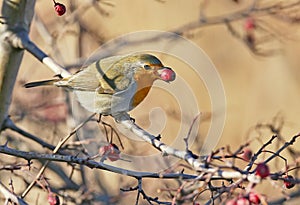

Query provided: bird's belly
[74,90,135,115]
[74,82,140,116]
[74,90,112,114]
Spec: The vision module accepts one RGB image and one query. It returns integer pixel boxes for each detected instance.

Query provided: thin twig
[21,113,96,198]
[264,133,300,164]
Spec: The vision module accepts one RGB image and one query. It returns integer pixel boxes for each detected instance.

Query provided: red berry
[244,18,255,31]
[54,3,66,16]
[236,197,250,205]
[48,192,60,205]
[284,175,295,189]
[226,199,237,205]
[241,148,252,162]
[249,192,260,204]
[255,163,270,178]
[160,68,176,82]
[99,143,120,162]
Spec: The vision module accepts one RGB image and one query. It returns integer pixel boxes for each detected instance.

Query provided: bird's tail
[24,79,60,88]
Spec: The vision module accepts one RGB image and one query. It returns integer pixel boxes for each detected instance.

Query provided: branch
[0,144,199,180]
[17,33,71,78]
[2,117,65,154]
[0,0,36,129]
[118,119,259,182]
[121,177,171,205]
[21,113,96,198]
[0,181,28,205]
[264,133,300,164]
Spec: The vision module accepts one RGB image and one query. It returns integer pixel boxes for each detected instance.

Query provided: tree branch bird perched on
[24,53,176,121]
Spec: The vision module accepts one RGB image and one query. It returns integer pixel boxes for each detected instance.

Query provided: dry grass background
[1,0,300,204]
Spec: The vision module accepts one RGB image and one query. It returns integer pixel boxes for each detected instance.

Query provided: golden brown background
[1,0,300,204]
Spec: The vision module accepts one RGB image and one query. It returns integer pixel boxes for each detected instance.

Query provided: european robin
[24,53,176,120]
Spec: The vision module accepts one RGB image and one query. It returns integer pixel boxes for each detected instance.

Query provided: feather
[24,79,59,88]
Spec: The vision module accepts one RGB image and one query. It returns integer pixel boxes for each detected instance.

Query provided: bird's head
[126,54,176,83]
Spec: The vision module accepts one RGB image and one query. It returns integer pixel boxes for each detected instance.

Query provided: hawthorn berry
[226,199,237,205]
[53,1,66,16]
[48,192,60,205]
[249,192,260,204]
[284,175,295,189]
[244,18,256,31]
[236,197,250,205]
[160,68,176,82]
[99,143,120,162]
[255,162,270,178]
[241,148,252,161]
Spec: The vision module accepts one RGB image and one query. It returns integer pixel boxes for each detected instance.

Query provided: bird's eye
[144,64,151,70]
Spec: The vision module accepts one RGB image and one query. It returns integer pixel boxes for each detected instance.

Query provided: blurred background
[1,0,300,204]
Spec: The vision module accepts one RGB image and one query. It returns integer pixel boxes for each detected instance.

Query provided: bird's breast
[131,86,151,108]
[131,71,156,108]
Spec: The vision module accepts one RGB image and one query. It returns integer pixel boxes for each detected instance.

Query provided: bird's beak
[157,67,176,82]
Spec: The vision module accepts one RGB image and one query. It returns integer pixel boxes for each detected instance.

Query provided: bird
[24,53,176,121]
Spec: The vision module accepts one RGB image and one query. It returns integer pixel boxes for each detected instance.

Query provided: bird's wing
[97,54,134,93]
[56,55,127,93]
[99,55,125,70]
[59,66,100,90]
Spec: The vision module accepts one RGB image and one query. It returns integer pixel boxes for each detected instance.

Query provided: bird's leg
[97,114,124,149]
[97,114,109,143]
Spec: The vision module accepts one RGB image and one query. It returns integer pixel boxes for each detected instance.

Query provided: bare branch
[0,144,199,180]
[3,117,64,153]
[0,0,36,129]
[0,181,28,205]
[21,113,96,198]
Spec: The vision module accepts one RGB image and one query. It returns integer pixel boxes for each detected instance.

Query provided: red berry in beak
[54,3,66,16]
[160,68,176,82]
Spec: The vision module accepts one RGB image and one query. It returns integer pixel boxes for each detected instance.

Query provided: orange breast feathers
[131,69,158,107]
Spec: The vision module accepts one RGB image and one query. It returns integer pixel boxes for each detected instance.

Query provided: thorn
[3,140,9,147]
[74,152,80,158]
[130,117,135,123]
[162,151,168,157]
[155,134,161,140]
[27,160,32,166]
